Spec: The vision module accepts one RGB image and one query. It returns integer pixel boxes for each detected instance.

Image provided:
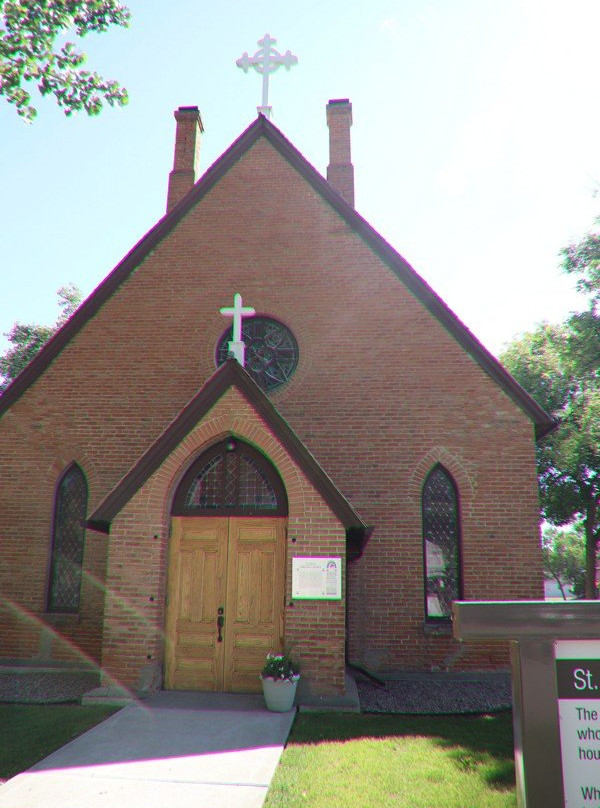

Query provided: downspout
[344,527,386,688]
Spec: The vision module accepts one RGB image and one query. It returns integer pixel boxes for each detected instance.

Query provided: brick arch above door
[88,360,367,540]
[157,414,305,526]
[170,436,288,517]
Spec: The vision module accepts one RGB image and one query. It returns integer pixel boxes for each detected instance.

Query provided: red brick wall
[0,429,108,666]
[0,134,542,683]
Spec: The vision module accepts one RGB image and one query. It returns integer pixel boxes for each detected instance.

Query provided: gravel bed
[1,668,512,713]
[357,676,512,714]
[0,670,100,704]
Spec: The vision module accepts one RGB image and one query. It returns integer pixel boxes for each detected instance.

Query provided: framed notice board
[292,557,342,600]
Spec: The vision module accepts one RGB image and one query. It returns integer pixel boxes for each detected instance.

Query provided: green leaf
[0,0,130,120]
[0,284,82,390]
[501,224,599,596]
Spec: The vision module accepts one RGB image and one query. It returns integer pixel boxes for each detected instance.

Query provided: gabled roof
[0,114,555,437]
[87,358,368,535]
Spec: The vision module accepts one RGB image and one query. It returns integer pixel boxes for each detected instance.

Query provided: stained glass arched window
[422,465,461,620]
[171,439,288,516]
[47,464,88,613]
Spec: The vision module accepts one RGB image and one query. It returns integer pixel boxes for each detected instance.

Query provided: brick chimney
[326,99,354,208]
[166,106,204,212]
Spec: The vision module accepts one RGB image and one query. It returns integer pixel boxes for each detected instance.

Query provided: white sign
[292,557,342,600]
[555,640,600,807]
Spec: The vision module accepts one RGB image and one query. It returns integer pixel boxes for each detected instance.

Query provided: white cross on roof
[236,33,298,119]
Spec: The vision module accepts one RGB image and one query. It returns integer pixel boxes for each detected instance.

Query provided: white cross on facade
[220,293,256,366]
[236,33,298,119]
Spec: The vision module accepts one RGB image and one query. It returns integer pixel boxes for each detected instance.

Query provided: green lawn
[0,704,119,782]
[264,711,516,808]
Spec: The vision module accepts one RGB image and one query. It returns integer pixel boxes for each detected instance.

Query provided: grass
[264,711,516,808]
[0,703,119,782]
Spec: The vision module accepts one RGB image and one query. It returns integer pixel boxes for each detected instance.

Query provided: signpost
[453,601,600,808]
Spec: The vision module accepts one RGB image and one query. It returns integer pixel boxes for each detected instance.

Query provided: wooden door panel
[259,551,277,623]
[165,518,227,691]
[223,518,285,693]
[178,547,218,620]
[170,633,216,690]
[230,547,278,624]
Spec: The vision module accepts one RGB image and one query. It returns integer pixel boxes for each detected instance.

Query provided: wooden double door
[165,516,286,692]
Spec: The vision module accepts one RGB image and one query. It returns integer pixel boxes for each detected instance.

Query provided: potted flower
[260,650,300,712]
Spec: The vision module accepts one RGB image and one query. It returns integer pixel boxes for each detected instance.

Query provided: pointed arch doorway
[165,438,288,692]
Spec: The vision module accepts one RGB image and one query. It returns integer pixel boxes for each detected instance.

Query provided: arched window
[422,465,461,620]
[47,464,88,613]
[171,438,288,516]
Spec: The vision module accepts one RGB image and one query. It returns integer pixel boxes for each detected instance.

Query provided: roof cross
[236,34,298,119]
[219,293,256,367]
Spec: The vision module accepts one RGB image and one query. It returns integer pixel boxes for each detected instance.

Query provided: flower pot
[261,677,299,712]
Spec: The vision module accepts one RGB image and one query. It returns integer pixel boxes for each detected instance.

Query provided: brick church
[0,100,553,701]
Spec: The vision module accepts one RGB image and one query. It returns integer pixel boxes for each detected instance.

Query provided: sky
[1,0,600,359]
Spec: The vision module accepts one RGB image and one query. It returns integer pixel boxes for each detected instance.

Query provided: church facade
[0,101,553,700]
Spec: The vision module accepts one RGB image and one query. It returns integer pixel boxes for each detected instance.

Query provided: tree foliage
[502,222,599,597]
[0,283,81,391]
[562,220,600,308]
[0,0,130,121]
[542,523,585,600]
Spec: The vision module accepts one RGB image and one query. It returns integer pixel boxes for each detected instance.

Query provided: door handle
[217,606,224,643]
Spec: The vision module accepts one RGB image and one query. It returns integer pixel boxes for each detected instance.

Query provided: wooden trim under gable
[0,114,556,438]
[86,359,368,536]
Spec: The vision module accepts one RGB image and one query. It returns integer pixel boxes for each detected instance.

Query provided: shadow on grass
[288,710,515,790]
[0,703,119,782]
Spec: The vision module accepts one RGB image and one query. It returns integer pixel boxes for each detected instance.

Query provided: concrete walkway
[0,692,296,808]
